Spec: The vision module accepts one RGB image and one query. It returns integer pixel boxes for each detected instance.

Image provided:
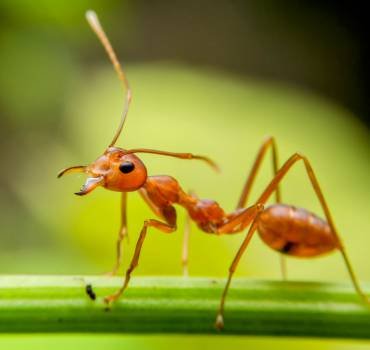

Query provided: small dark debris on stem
[85,284,96,300]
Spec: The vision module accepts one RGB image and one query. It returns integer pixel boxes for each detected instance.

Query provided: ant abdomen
[257,204,339,257]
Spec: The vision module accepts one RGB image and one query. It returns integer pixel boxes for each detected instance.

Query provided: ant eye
[119,161,135,174]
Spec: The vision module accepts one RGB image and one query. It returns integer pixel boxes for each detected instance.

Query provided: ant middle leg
[181,190,197,277]
[237,136,287,279]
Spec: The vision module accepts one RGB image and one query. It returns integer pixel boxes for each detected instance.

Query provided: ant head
[58,148,147,195]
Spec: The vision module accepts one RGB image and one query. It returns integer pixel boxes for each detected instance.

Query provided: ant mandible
[58,10,369,330]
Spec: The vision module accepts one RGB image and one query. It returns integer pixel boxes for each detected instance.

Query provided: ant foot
[182,266,189,278]
[103,292,120,306]
[104,269,117,277]
[215,314,224,331]
[362,295,370,307]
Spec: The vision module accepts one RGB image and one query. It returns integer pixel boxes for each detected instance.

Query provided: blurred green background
[0,1,369,349]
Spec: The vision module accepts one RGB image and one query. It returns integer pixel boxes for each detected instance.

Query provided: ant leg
[182,211,191,277]
[182,190,197,276]
[107,192,128,276]
[237,136,281,209]
[104,206,177,304]
[280,255,287,281]
[217,153,369,328]
[216,156,301,328]
[256,153,369,304]
[215,209,264,330]
[236,136,287,279]
[140,187,190,275]
[139,188,164,218]
[218,204,264,234]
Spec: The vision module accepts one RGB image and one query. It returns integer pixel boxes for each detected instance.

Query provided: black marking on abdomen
[280,241,295,254]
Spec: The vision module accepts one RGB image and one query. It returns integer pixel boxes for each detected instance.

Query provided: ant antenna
[86,10,132,148]
[85,11,219,173]
[123,148,220,172]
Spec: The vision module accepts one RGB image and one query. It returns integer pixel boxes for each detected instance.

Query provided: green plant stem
[0,275,369,338]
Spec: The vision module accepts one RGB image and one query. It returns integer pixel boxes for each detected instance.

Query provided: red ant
[58,10,369,330]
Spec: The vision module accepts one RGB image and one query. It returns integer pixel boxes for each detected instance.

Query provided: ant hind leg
[255,153,370,304]
[218,153,369,329]
[237,136,287,280]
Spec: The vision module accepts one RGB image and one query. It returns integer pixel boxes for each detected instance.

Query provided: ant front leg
[104,206,177,305]
[107,192,128,276]
[140,187,190,276]
[237,136,286,279]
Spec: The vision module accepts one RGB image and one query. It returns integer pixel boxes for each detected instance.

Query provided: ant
[58,10,369,330]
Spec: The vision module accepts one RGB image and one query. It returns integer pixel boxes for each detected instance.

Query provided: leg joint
[256,203,264,211]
